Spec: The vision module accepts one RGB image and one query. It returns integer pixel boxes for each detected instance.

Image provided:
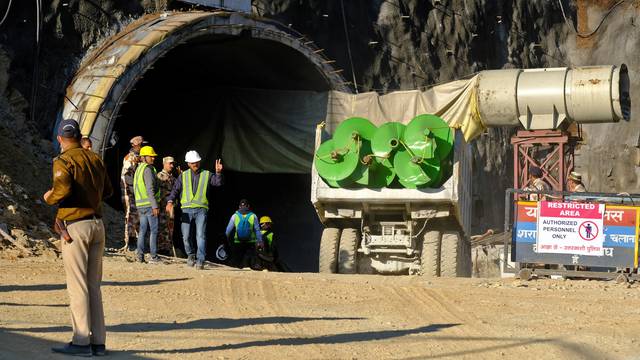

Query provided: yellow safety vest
[180,170,211,209]
[261,229,273,247]
[133,163,160,208]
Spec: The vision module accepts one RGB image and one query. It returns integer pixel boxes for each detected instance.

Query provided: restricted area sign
[536,201,605,256]
[513,201,639,268]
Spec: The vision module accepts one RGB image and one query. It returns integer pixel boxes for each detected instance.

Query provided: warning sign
[536,201,605,256]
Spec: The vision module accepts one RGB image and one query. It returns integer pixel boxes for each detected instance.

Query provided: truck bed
[311,131,473,235]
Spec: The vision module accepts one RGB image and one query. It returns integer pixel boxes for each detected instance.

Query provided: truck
[311,65,630,277]
[311,127,472,276]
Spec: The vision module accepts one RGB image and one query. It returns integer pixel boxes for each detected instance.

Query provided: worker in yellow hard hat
[259,216,274,248]
[257,215,281,271]
[133,145,162,264]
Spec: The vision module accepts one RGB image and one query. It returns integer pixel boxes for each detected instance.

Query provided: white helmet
[184,150,202,163]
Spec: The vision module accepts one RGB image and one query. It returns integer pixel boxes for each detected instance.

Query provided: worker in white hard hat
[567,172,587,192]
[166,150,223,270]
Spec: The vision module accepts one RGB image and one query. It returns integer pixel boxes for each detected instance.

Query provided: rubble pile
[0,155,60,259]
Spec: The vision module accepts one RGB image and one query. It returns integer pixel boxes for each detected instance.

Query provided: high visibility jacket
[180,170,211,209]
[133,163,160,208]
[261,229,273,247]
[234,212,257,243]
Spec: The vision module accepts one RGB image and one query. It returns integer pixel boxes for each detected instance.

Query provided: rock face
[0,0,637,242]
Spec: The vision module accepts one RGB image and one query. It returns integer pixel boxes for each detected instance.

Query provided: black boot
[51,342,92,357]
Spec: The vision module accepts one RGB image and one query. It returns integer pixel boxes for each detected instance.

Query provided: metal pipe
[476,64,630,130]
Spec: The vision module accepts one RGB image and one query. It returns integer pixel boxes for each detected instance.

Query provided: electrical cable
[339,0,359,94]
[558,0,626,38]
[29,0,41,124]
[0,0,12,27]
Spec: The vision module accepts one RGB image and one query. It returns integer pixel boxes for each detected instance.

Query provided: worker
[257,216,280,271]
[166,150,223,270]
[567,171,587,192]
[44,119,113,357]
[525,166,551,201]
[225,199,263,269]
[157,156,177,256]
[120,136,144,251]
[133,146,161,264]
[80,136,92,151]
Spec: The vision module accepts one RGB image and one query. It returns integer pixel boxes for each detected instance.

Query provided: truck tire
[319,228,341,273]
[440,231,471,277]
[338,228,359,274]
[420,229,441,277]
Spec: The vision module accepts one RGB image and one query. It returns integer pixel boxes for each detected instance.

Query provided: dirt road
[0,254,638,359]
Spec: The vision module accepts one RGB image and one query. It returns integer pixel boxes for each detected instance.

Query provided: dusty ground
[0,255,639,360]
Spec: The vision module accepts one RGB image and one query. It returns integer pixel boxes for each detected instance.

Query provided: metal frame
[503,188,640,281]
[511,130,578,191]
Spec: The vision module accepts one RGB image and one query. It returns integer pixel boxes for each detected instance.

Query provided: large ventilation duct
[476,65,631,130]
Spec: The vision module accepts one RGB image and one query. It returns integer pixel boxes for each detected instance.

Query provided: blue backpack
[234,211,256,242]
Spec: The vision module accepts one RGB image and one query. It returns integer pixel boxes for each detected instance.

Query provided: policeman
[133,146,161,263]
[567,172,587,192]
[157,156,177,256]
[120,136,144,250]
[45,119,112,356]
[166,150,224,270]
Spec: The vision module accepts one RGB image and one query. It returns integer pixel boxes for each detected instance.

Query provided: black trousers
[230,242,257,269]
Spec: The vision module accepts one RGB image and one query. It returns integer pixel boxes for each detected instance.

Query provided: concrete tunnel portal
[60,11,350,271]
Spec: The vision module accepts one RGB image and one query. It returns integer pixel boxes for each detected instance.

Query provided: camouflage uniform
[157,169,176,255]
[121,150,140,248]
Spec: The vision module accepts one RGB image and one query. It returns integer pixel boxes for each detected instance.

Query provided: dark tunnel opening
[104,34,333,271]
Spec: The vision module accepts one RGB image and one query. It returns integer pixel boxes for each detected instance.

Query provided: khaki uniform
[121,150,139,247]
[527,178,551,201]
[573,183,587,192]
[45,143,112,346]
[157,169,176,255]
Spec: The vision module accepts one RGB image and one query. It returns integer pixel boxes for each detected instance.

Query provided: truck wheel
[420,229,441,277]
[338,228,359,274]
[319,228,341,273]
[440,231,471,277]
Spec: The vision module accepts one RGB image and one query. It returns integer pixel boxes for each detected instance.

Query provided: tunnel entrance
[61,12,348,272]
[107,32,334,272]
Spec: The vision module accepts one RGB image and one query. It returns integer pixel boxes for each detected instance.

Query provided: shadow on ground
[0,277,190,292]
[0,302,67,308]
[7,316,364,334]
[129,323,460,354]
[397,333,609,360]
[1,321,608,359]
[0,328,147,360]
